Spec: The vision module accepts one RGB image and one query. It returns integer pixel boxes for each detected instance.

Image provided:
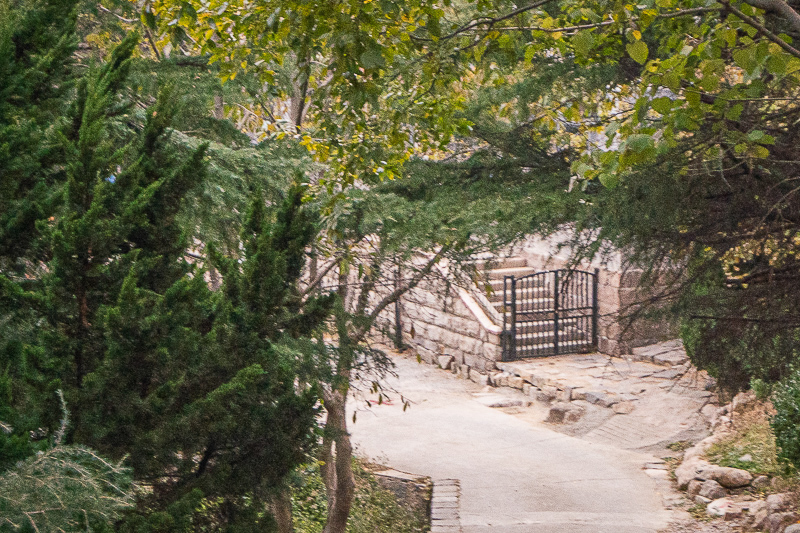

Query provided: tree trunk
[321,390,355,533]
[271,486,294,533]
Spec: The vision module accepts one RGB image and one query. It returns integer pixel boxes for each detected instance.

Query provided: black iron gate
[501,269,598,360]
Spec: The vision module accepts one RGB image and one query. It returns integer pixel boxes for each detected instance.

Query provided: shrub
[771,369,800,471]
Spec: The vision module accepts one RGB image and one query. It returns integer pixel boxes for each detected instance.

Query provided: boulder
[694,495,711,505]
[697,465,753,488]
[750,500,770,531]
[765,512,798,533]
[706,498,742,519]
[675,457,711,490]
[766,493,795,513]
[698,480,727,500]
[784,525,800,533]
[686,480,703,497]
[752,475,771,490]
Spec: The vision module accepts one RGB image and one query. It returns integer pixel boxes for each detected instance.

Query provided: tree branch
[721,0,800,59]
[743,0,800,34]
[351,244,452,344]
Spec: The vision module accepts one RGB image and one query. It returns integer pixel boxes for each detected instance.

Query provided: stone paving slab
[431,479,462,533]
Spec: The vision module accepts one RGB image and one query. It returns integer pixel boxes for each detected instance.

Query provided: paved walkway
[350,353,684,533]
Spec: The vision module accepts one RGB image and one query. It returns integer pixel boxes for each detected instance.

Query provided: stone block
[470,371,488,386]
[545,402,584,423]
[557,386,572,402]
[612,401,636,414]
[438,355,454,370]
[535,389,556,403]
[584,390,619,408]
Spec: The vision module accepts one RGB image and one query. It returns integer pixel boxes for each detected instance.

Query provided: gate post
[503,276,517,361]
[592,268,599,351]
[553,270,560,355]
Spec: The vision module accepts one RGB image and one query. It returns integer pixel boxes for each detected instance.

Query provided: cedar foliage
[1,1,333,528]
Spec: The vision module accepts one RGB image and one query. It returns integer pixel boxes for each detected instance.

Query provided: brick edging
[431,479,462,533]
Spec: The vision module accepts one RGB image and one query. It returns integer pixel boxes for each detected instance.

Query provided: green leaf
[572,31,595,58]
[598,172,619,188]
[626,133,653,152]
[360,47,386,69]
[627,41,649,64]
[650,97,674,115]
[747,130,765,142]
[733,47,758,74]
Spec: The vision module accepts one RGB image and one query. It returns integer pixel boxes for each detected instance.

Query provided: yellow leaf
[632,30,641,40]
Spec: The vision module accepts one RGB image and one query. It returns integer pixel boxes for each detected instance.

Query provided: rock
[437,355,454,370]
[732,390,757,413]
[707,498,742,519]
[653,350,689,367]
[784,525,800,533]
[558,386,572,402]
[571,388,587,401]
[675,457,711,490]
[765,512,798,533]
[584,390,619,408]
[535,390,556,403]
[473,393,525,408]
[459,365,471,380]
[699,480,727,500]
[508,375,524,389]
[612,401,635,414]
[695,495,711,505]
[470,371,488,386]
[750,500,770,530]
[700,403,718,423]
[752,475,771,490]
[738,453,753,463]
[545,402,584,424]
[686,480,703,497]
[766,493,795,513]
[522,383,532,394]
[698,465,753,488]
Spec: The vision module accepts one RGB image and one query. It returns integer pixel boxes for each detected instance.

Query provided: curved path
[349,353,676,533]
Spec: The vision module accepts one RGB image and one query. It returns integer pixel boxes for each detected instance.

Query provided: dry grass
[704,402,799,487]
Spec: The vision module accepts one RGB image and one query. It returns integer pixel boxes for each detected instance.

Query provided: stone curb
[431,479,462,533]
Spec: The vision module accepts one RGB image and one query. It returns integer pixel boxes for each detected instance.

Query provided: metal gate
[501,269,598,360]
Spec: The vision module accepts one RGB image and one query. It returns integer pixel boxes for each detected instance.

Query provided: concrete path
[349,353,678,532]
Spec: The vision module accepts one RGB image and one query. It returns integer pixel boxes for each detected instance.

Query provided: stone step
[516,329,588,344]
[512,339,591,354]
[487,286,550,302]
[487,266,539,280]
[472,257,528,270]
[491,296,556,310]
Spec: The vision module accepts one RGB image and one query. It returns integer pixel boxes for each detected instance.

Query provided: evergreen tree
[1,6,334,528]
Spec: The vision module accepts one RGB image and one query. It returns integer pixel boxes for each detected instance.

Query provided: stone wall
[375,274,504,373]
